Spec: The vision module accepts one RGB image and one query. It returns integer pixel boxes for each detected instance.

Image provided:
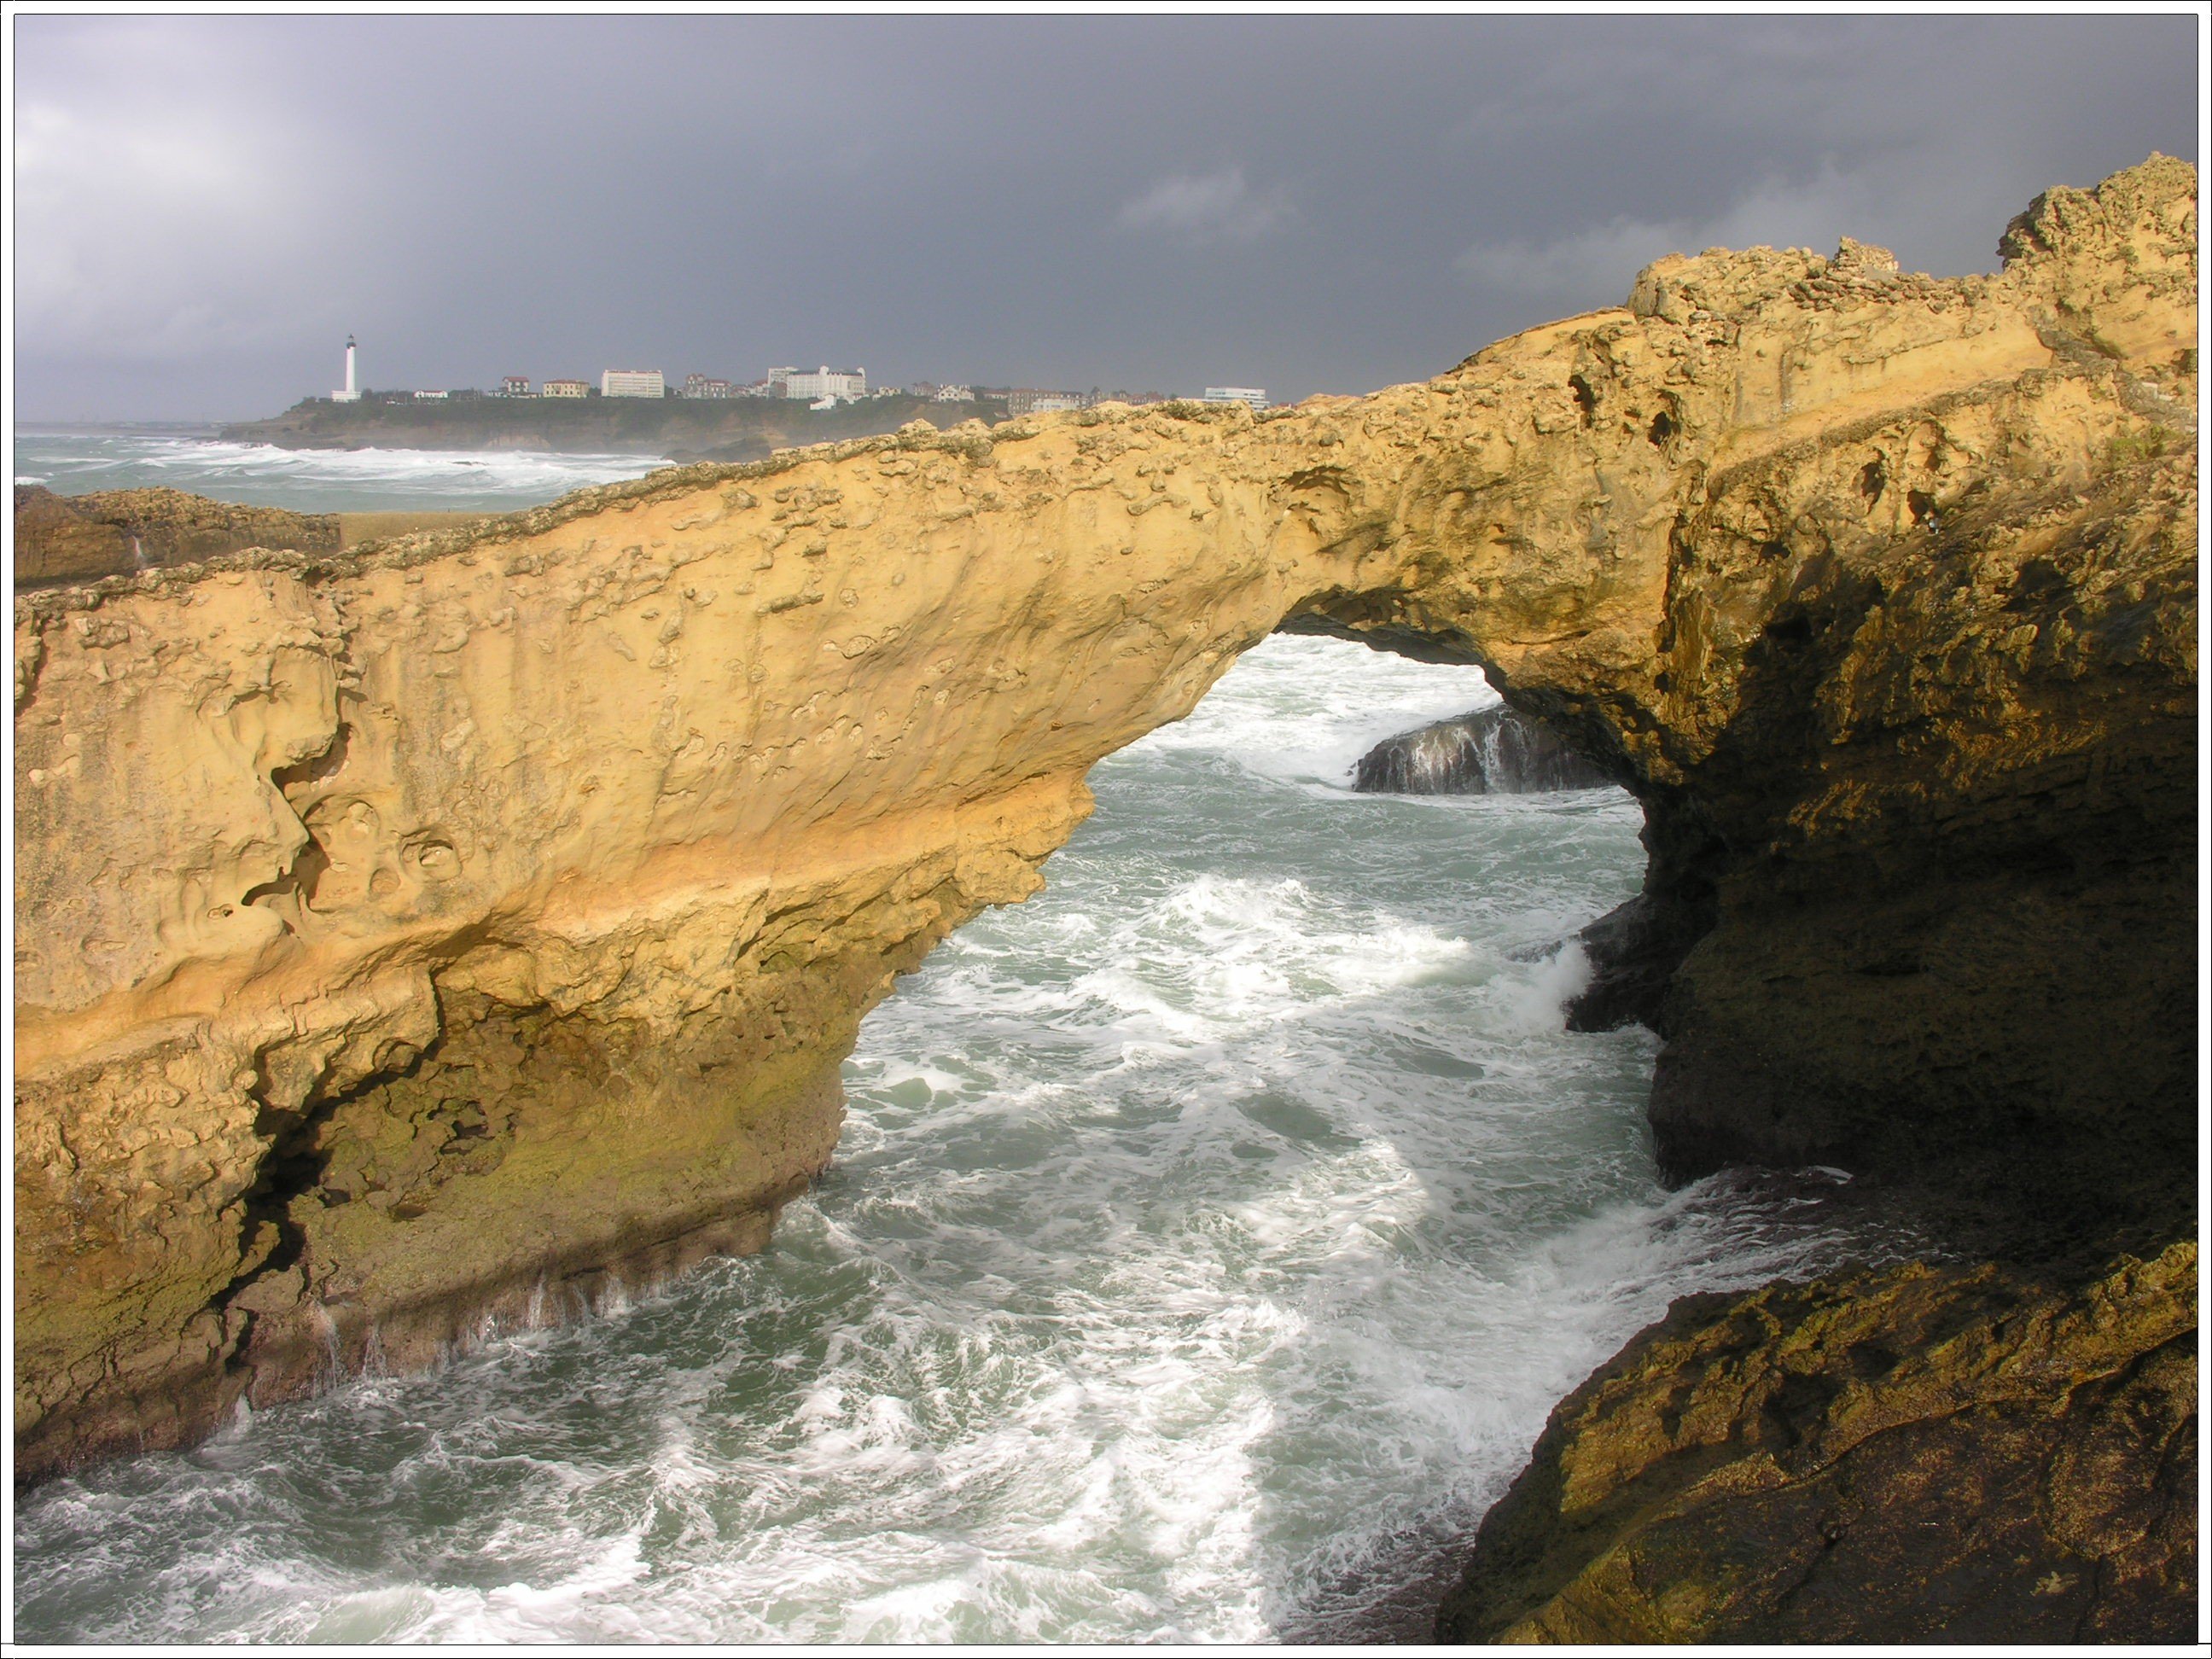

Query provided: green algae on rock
[13,485,341,586]
[1434,1242,2198,1644]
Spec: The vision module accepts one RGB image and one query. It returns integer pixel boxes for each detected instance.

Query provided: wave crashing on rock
[1351,704,1614,795]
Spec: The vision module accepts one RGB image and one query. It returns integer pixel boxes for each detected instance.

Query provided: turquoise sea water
[12,439,1896,1642]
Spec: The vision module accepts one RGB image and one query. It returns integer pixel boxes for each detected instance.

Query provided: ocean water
[13,428,666,515]
[11,635,1906,1644]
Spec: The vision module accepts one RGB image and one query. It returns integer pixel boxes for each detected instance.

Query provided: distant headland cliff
[218,390,1013,463]
[16,159,2197,1638]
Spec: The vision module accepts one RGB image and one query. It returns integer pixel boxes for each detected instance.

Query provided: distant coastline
[217,391,1014,463]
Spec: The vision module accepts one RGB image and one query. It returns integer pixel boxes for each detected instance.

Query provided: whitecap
[10,634,1901,1646]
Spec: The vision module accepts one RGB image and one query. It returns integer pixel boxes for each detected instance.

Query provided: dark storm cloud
[13,12,2200,420]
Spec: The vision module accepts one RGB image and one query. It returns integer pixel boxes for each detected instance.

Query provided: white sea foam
[11,635,1905,1644]
[1129,632,1500,790]
[13,429,667,514]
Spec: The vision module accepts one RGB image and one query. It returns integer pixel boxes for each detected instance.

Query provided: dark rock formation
[1351,702,1615,795]
[1631,434,2197,1235]
[1435,1242,2197,1644]
[13,485,338,586]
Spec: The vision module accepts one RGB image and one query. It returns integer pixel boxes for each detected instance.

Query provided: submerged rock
[1351,703,1613,795]
[1435,1241,2199,1644]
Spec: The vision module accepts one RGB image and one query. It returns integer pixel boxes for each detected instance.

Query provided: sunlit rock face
[13,158,2195,1488]
[1351,704,1615,795]
[1435,1242,2199,1645]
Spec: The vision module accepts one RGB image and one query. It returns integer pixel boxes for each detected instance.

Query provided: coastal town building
[1201,387,1269,410]
[1006,388,1086,416]
[331,335,360,403]
[773,366,867,403]
[311,352,1178,414]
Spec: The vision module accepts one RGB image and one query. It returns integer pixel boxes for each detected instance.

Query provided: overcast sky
[13,12,2201,421]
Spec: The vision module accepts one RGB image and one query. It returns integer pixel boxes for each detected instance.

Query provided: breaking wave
[13,430,666,514]
[12,635,1905,1643]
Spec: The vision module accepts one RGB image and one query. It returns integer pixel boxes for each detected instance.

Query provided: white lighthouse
[332,335,360,402]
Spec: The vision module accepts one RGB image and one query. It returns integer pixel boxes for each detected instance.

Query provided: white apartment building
[1004,387,1089,416]
[542,379,591,398]
[501,375,533,397]
[1201,387,1268,410]
[602,369,667,399]
[775,365,867,403]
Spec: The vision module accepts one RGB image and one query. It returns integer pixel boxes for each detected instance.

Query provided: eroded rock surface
[14,486,341,586]
[14,159,2197,1497]
[1434,1243,2198,1644]
[1352,704,1615,795]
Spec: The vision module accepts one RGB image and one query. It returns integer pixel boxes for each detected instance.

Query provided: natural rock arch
[13,158,2196,1481]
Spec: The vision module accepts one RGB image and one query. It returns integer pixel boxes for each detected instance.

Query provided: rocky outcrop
[1352,704,1615,794]
[1435,1242,2197,1644]
[13,486,340,586]
[14,151,2196,1532]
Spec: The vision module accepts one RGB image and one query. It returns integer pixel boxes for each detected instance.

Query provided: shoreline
[212,389,1016,465]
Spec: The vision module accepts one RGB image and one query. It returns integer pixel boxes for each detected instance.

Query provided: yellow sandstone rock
[13,159,2197,1492]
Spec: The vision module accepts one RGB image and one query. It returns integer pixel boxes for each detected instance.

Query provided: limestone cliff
[15,148,2196,1553]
